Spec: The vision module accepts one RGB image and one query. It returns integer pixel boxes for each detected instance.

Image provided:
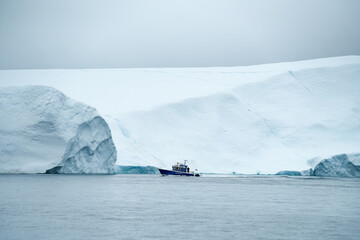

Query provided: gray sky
[0,0,359,69]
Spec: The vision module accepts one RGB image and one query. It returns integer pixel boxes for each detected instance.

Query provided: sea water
[0,174,359,240]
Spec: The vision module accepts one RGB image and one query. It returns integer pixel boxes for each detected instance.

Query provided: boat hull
[158,168,195,176]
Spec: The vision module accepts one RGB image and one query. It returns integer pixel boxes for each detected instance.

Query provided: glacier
[0,86,116,173]
[109,59,360,173]
[1,56,360,174]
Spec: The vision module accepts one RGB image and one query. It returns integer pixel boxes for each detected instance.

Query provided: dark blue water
[0,175,359,240]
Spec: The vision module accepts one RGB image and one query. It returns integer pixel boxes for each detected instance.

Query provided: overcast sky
[0,0,359,69]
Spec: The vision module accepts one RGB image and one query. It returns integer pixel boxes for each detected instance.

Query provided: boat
[158,160,200,177]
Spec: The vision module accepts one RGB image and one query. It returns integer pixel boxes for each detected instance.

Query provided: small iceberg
[275,170,302,176]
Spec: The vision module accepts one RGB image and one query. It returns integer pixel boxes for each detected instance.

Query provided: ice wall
[110,63,360,173]
[0,56,359,174]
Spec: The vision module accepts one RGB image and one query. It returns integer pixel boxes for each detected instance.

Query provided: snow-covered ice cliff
[0,86,116,173]
[1,56,359,173]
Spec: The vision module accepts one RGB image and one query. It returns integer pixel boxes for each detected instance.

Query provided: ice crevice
[230,90,307,161]
[288,70,313,95]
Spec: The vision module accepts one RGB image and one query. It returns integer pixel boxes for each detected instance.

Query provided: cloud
[0,0,359,69]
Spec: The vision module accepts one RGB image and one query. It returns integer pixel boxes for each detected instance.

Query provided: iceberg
[313,154,360,177]
[0,85,116,173]
[275,170,302,176]
[279,153,360,177]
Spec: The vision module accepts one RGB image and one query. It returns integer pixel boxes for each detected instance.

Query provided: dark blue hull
[158,168,195,176]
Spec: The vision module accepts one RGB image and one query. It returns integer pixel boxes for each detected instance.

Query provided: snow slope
[110,62,360,173]
[0,86,116,173]
[0,56,359,173]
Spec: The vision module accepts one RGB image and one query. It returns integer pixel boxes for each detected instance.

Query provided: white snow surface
[0,86,116,173]
[1,56,359,173]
